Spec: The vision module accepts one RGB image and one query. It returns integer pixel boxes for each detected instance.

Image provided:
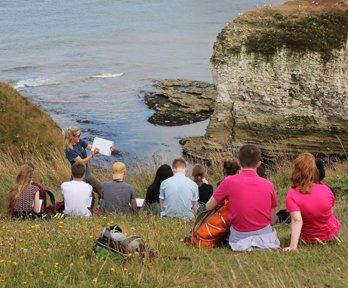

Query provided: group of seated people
[5,127,341,252]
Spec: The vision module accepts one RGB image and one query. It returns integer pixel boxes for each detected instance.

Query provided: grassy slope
[0,150,347,287]
[0,82,347,287]
[0,81,63,154]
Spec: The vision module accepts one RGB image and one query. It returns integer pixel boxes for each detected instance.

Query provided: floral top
[14,184,39,212]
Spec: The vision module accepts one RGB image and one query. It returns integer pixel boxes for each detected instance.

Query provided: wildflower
[79,256,84,260]
[123,268,128,272]
[110,267,115,272]
[39,271,44,276]
[92,278,97,283]
[12,262,18,266]
[59,221,64,225]
[0,260,5,264]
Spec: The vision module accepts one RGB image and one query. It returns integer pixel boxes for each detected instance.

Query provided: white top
[61,180,93,217]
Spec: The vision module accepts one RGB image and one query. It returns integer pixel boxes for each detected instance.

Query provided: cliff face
[182,0,348,160]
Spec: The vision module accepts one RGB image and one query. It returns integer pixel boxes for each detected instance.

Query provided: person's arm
[283,211,303,252]
[130,198,137,212]
[33,191,40,213]
[206,196,219,210]
[159,199,164,212]
[192,200,199,215]
[271,207,278,225]
[73,148,100,165]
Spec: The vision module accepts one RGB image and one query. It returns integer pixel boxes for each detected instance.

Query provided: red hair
[290,153,319,194]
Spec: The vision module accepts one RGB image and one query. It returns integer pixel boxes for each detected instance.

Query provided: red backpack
[185,201,230,248]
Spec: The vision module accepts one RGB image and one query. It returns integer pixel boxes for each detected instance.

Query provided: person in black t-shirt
[192,164,213,212]
[145,164,173,214]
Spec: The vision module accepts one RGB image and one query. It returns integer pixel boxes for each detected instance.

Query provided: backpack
[185,201,230,248]
[43,190,64,215]
[94,225,150,263]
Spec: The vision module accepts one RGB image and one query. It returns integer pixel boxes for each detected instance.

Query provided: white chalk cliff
[182,0,348,159]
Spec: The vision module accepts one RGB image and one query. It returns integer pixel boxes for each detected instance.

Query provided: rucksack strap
[45,190,56,205]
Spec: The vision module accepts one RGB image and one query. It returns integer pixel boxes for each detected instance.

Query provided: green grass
[0,150,347,288]
[0,81,63,155]
[245,12,348,62]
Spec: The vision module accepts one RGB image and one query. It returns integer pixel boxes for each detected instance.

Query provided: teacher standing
[64,126,103,197]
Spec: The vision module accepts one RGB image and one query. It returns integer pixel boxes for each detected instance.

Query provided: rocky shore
[143,79,217,126]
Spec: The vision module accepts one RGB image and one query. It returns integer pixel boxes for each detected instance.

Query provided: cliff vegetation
[0,81,63,155]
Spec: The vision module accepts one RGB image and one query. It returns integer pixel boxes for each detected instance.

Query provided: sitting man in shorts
[61,163,93,217]
[206,144,280,251]
[101,162,137,214]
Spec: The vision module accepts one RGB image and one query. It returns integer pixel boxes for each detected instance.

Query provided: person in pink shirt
[206,144,280,252]
[283,153,341,252]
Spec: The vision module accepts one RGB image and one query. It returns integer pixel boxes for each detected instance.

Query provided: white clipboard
[91,137,114,156]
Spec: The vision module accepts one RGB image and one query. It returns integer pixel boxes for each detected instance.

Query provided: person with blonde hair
[6,164,41,219]
[283,153,340,252]
[64,126,102,197]
[191,164,213,212]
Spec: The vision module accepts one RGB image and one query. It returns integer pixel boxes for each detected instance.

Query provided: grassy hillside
[0,81,63,155]
[0,149,347,287]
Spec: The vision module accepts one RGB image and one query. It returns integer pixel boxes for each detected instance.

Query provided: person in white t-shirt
[61,163,93,217]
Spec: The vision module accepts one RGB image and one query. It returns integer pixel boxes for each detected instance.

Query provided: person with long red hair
[283,153,341,251]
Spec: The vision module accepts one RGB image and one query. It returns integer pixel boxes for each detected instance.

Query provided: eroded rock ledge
[182,0,348,160]
[144,79,217,126]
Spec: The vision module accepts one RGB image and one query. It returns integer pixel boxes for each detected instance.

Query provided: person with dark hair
[316,158,335,197]
[159,158,199,219]
[6,164,41,219]
[216,160,240,188]
[206,144,280,252]
[283,153,340,252]
[191,164,213,212]
[145,164,173,215]
[61,163,93,217]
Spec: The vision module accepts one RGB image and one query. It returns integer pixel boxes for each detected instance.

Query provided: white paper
[91,137,114,156]
[136,198,144,208]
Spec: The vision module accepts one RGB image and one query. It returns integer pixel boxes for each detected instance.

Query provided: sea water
[0,0,283,165]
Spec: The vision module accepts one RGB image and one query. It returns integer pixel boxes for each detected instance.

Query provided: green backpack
[94,225,148,263]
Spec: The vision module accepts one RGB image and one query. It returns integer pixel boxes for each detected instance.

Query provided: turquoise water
[0,0,282,163]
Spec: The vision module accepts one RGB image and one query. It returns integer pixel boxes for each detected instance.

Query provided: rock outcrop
[143,80,217,126]
[182,0,348,160]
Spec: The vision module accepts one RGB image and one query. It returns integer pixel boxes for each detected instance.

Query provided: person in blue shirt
[159,158,199,220]
[64,126,102,198]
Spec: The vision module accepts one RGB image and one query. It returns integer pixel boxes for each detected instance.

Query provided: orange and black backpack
[185,201,230,248]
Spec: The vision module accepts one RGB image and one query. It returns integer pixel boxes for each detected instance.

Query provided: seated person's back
[206,144,280,252]
[101,162,137,214]
[159,158,199,219]
[6,164,41,218]
[61,163,92,217]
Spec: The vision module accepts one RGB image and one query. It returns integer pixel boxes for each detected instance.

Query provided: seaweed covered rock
[182,0,348,160]
[144,79,217,126]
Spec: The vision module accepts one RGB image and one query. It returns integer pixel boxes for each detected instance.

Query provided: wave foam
[13,78,60,89]
[91,72,124,79]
